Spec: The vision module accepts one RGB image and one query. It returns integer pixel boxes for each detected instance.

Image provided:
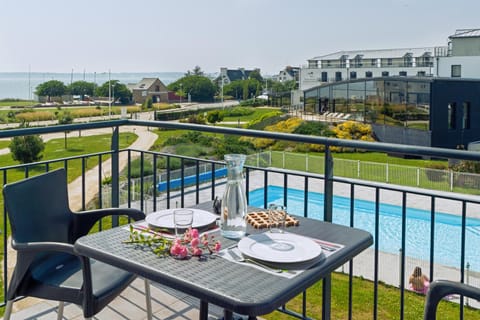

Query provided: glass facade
[304,77,431,129]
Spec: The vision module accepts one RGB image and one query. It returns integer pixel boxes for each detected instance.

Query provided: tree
[58,111,74,149]
[67,81,95,100]
[143,97,153,109]
[206,110,224,125]
[9,124,45,164]
[168,75,216,102]
[95,80,132,104]
[249,69,263,82]
[185,65,204,76]
[35,80,67,102]
[223,80,244,100]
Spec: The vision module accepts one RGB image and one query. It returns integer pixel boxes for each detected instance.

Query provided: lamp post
[108,69,111,119]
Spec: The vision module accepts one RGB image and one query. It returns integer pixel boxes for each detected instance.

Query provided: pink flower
[178,246,189,259]
[190,237,200,248]
[170,242,183,256]
[192,247,203,256]
[190,228,199,238]
[214,242,221,252]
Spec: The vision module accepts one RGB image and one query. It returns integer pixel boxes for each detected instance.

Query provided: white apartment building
[300,28,480,91]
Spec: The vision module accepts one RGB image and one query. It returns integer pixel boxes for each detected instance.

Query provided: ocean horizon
[0,72,186,100]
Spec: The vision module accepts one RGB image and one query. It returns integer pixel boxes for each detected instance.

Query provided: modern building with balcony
[300,28,480,91]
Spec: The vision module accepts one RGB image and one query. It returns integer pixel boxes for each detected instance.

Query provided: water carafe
[221,154,247,239]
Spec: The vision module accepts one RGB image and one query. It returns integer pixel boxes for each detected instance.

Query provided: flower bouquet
[125,224,221,259]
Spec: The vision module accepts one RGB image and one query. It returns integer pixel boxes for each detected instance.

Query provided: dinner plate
[146,209,218,230]
[237,233,322,264]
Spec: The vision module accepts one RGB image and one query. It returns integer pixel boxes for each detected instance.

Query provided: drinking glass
[268,204,287,233]
[174,209,194,238]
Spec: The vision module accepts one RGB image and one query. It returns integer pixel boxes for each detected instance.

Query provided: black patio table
[74,202,373,320]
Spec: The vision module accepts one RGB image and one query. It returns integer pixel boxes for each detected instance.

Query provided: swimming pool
[248,186,480,272]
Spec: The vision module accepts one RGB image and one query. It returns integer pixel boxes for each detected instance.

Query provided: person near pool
[409,266,430,294]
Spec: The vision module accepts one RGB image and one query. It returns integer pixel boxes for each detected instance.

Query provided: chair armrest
[72,207,146,238]
[12,239,77,255]
[424,280,480,319]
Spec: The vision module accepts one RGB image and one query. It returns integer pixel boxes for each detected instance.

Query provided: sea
[0,72,185,100]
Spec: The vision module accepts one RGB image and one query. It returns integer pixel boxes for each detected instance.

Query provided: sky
[1,0,480,76]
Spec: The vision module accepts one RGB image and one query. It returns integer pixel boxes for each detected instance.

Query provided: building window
[382,71,389,77]
[350,71,357,79]
[365,71,373,78]
[399,71,407,76]
[387,58,393,66]
[417,71,426,76]
[448,103,456,130]
[335,72,342,82]
[321,72,328,82]
[371,59,376,66]
[462,102,471,129]
[451,65,461,77]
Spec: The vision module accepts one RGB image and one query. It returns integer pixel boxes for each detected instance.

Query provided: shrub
[221,107,255,117]
[129,158,154,178]
[9,132,45,163]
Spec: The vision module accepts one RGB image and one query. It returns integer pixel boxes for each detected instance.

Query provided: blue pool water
[249,186,480,272]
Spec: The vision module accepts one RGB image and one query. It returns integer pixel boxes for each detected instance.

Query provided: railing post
[399,248,402,286]
[305,153,308,172]
[111,126,120,227]
[466,262,470,306]
[357,160,360,178]
[322,145,334,320]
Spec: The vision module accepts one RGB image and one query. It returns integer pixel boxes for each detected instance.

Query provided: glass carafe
[221,154,247,239]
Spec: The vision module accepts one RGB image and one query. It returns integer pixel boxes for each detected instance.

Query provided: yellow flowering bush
[242,117,303,149]
[331,121,375,152]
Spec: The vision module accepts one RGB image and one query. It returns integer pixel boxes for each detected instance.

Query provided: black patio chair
[3,168,152,320]
[424,280,480,319]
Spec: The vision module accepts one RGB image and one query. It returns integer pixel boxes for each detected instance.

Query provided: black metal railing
[1,119,480,319]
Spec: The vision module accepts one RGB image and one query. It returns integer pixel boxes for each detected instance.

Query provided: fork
[228,249,283,273]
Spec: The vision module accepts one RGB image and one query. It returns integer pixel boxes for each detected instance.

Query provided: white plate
[146,209,218,230]
[237,233,322,264]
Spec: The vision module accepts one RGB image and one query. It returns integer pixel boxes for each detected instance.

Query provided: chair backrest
[3,168,73,244]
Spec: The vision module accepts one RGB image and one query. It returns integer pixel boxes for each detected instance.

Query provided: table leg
[199,300,209,320]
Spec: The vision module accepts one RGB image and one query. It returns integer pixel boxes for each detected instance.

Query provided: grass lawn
[262,272,480,320]
[0,132,137,185]
[0,140,10,149]
[0,100,35,107]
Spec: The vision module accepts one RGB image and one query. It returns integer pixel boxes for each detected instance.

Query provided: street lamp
[108,69,111,119]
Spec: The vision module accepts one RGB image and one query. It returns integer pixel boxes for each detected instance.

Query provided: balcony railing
[1,119,480,319]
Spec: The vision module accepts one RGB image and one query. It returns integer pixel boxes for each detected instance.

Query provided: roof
[449,28,480,39]
[285,66,300,77]
[131,78,163,90]
[310,47,437,61]
[226,70,248,81]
